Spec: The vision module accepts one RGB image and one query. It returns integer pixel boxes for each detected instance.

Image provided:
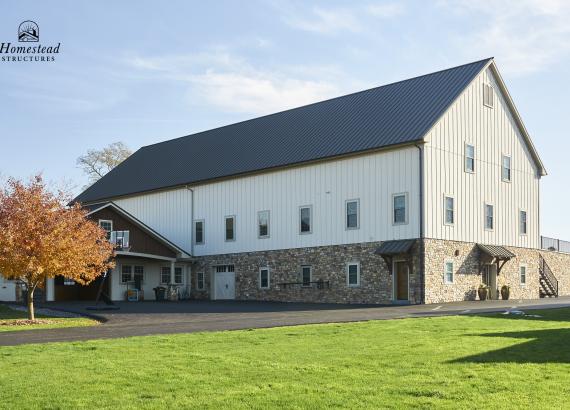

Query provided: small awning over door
[477,243,515,275]
[374,240,416,275]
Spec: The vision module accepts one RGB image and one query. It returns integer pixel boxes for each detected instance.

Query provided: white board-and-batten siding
[423,66,540,249]
[115,147,421,256]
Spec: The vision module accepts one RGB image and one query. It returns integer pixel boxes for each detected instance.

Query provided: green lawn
[0,304,97,332]
[1,308,570,409]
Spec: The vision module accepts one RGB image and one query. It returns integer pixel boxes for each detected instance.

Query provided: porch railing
[541,236,570,253]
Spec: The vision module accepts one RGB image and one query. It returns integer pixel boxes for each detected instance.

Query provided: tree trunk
[27,287,35,321]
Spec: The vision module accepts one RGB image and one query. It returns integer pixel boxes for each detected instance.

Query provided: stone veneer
[191,241,422,304]
[189,239,570,305]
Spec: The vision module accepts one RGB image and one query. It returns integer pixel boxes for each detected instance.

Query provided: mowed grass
[0,304,97,332]
[1,308,570,409]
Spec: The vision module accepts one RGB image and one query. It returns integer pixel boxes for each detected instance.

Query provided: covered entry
[477,244,515,300]
[375,240,416,303]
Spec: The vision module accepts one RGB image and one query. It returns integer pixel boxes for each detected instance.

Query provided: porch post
[170,260,175,284]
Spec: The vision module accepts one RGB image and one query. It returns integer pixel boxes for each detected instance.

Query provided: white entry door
[214,267,235,300]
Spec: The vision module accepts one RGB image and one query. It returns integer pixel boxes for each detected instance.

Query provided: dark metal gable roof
[75,58,492,204]
[477,244,516,260]
[375,239,416,256]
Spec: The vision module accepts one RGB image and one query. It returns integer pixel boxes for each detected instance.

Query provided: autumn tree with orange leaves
[0,175,115,320]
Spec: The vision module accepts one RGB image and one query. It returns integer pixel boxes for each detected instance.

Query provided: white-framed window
[347,262,360,287]
[258,210,270,238]
[301,265,312,287]
[485,204,494,230]
[160,267,170,284]
[520,210,527,235]
[194,220,205,245]
[483,83,494,108]
[134,266,144,284]
[393,193,408,225]
[444,195,455,225]
[99,219,113,239]
[520,265,527,286]
[465,144,475,173]
[225,216,236,241]
[259,267,270,289]
[502,155,512,182]
[196,272,205,290]
[346,199,359,230]
[174,267,183,284]
[121,265,132,283]
[299,205,312,234]
[63,278,75,286]
[444,261,454,284]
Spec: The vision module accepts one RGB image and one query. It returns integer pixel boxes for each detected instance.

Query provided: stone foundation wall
[423,238,540,303]
[191,241,422,304]
[539,250,570,296]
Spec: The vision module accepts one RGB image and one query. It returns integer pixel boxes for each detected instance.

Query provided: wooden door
[395,261,409,301]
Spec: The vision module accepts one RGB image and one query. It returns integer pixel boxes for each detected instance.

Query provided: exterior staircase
[539,255,559,298]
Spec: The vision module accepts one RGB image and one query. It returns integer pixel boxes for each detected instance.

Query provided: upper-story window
[444,196,455,225]
[483,83,494,108]
[520,210,527,235]
[346,199,359,230]
[225,216,235,241]
[194,220,205,245]
[485,204,494,230]
[465,144,475,173]
[99,220,113,239]
[299,206,312,234]
[258,210,270,238]
[502,155,512,182]
[393,193,408,225]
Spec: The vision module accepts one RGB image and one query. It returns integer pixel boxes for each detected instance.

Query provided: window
[520,210,527,235]
[225,216,235,241]
[258,210,270,238]
[259,267,270,289]
[121,265,132,283]
[483,83,494,108]
[194,220,204,245]
[99,220,113,239]
[300,206,312,234]
[346,199,359,230]
[444,261,454,284]
[502,155,512,182]
[301,266,312,287]
[63,278,75,286]
[174,267,183,284]
[393,193,407,225]
[444,196,455,225]
[110,230,129,248]
[196,272,205,290]
[465,144,475,173]
[347,262,360,287]
[134,266,144,284]
[520,265,527,285]
[485,204,494,230]
[160,267,171,284]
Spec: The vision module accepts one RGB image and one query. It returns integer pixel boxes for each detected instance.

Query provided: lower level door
[483,264,497,300]
[214,271,236,300]
[394,261,409,301]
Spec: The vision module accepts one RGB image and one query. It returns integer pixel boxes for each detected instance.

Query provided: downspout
[187,186,195,292]
[415,144,425,304]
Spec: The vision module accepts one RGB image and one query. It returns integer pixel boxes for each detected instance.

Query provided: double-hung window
[393,193,407,225]
[99,220,113,239]
[347,262,360,287]
[300,206,312,234]
[520,210,527,235]
[301,266,312,287]
[485,204,494,230]
[121,265,132,283]
[258,210,270,238]
[465,144,475,173]
[160,267,171,284]
[259,267,270,289]
[444,196,455,225]
[502,155,512,182]
[483,83,494,108]
[520,265,527,285]
[194,220,205,245]
[133,266,144,284]
[444,261,454,284]
[225,216,235,241]
[346,199,359,230]
[196,272,205,290]
[174,267,183,284]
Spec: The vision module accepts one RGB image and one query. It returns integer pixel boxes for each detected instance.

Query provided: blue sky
[1,1,569,238]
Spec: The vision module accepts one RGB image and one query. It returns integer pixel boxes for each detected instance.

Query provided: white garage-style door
[0,276,16,302]
[213,265,235,300]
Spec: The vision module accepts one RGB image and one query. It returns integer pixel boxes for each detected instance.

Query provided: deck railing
[541,236,570,253]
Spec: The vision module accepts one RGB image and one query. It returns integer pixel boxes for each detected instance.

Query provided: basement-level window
[465,144,475,173]
[444,261,454,284]
[259,267,270,289]
[444,196,455,225]
[301,265,312,287]
[485,204,494,230]
[225,216,236,241]
[520,210,527,235]
[520,265,527,285]
[483,83,494,108]
[502,155,512,182]
[347,262,360,287]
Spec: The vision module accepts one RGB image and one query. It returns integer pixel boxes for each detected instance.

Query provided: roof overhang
[375,239,417,275]
[477,243,515,275]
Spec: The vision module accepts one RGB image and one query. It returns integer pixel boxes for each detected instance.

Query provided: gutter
[415,143,425,304]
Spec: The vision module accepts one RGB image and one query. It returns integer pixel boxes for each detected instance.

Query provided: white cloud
[127,51,347,115]
[441,0,570,76]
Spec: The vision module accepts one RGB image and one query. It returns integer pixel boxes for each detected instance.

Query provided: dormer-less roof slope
[75,58,544,204]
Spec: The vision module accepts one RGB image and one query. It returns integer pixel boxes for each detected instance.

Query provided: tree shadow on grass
[453,317,570,364]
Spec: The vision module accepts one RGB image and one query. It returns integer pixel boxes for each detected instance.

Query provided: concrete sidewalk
[1,297,569,346]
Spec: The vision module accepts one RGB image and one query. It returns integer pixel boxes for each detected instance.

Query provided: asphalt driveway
[1,297,570,346]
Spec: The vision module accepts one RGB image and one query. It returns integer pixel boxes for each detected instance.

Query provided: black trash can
[153,286,166,301]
